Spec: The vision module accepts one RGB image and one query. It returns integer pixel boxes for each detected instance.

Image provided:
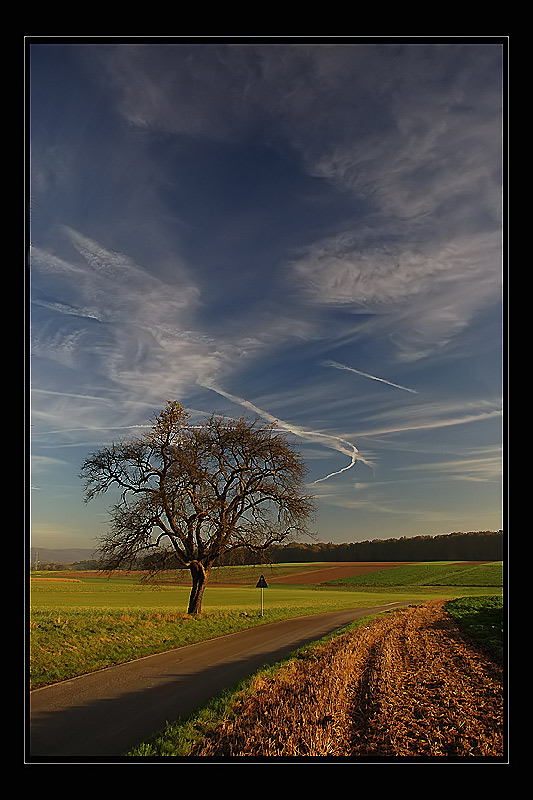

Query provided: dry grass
[189,601,504,759]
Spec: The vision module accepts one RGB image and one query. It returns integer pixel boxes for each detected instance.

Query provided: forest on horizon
[219,529,504,566]
[32,530,504,570]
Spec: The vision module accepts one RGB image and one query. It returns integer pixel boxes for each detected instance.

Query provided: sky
[28,39,505,552]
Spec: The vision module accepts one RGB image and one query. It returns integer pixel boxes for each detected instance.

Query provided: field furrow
[188,601,503,759]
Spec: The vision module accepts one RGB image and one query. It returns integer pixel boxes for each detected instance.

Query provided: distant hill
[30,547,98,566]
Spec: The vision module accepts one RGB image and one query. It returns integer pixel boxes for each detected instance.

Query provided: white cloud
[305,45,502,221]
[30,229,322,447]
[31,454,69,473]
[82,44,502,364]
[278,46,503,362]
[31,230,228,401]
[311,481,419,514]
[356,398,502,438]
[291,229,502,361]
[394,446,502,483]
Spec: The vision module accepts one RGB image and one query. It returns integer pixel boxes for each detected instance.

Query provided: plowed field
[189,600,504,759]
[48,562,418,586]
[265,561,417,584]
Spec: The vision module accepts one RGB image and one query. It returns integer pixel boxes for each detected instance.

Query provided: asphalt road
[28,603,409,759]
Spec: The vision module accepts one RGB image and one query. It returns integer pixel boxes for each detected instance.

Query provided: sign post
[256,574,268,616]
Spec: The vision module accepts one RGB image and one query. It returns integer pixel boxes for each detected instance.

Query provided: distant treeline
[219,530,504,566]
[34,530,503,570]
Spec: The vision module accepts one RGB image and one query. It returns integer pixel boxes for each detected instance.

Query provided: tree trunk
[187,560,211,615]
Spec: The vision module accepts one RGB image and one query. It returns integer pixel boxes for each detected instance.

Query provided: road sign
[256,574,268,616]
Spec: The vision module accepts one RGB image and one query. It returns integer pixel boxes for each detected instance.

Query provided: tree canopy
[80,401,315,613]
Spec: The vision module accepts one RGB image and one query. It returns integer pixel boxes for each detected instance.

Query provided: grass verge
[126,612,381,757]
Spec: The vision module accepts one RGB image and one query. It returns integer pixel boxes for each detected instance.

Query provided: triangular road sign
[256,574,268,588]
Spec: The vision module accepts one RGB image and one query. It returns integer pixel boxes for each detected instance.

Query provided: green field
[29,562,503,689]
[30,569,501,612]
[326,561,503,587]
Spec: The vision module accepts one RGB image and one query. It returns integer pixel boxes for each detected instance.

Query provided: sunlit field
[29,562,503,689]
[29,571,500,614]
[325,561,504,587]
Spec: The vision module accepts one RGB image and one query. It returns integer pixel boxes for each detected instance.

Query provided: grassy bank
[446,595,504,660]
[29,608,293,689]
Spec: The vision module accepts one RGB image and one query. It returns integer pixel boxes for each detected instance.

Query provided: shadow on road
[28,603,410,761]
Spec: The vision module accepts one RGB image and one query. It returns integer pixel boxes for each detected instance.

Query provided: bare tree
[80,402,315,614]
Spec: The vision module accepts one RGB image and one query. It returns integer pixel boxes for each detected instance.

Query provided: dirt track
[191,601,504,759]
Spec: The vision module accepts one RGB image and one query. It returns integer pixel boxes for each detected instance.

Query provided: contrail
[31,425,152,435]
[323,360,418,393]
[311,447,359,484]
[199,379,368,483]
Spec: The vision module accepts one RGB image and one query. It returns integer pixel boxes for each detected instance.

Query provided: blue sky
[28,40,504,551]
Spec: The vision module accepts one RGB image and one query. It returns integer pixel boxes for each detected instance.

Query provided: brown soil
[159,562,422,587]
[49,562,417,587]
[190,600,504,759]
[265,561,419,585]
[37,561,487,588]
[30,577,83,583]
